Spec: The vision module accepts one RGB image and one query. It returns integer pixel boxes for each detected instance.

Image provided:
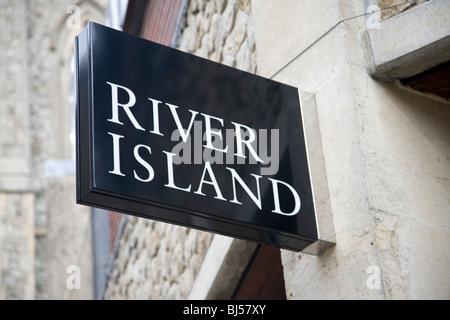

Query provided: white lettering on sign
[202,113,229,154]
[133,144,154,182]
[105,81,301,216]
[107,132,126,177]
[106,82,144,131]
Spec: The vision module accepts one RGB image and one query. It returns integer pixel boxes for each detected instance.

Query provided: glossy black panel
[76,22,318,251]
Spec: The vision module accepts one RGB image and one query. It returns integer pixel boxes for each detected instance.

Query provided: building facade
[101,0,450,300]
[0,0,108,299]
[0,0,448,300]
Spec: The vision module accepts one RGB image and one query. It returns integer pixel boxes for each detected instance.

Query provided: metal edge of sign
[75,24,91,204]
[298,90,336,255]
[80,187,315,251]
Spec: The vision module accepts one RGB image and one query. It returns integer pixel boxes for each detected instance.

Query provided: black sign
[75,22,321,252]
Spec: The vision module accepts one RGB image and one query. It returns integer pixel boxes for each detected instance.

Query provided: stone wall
[104,217,213,299]
[27,0,107,300]
[27,0,107,299]
[376,0,429,21]
[252,0,449,299]
[0,0,35,299]
[0,0,106,300]
[178,0,257,73]
[103,0,258,300]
